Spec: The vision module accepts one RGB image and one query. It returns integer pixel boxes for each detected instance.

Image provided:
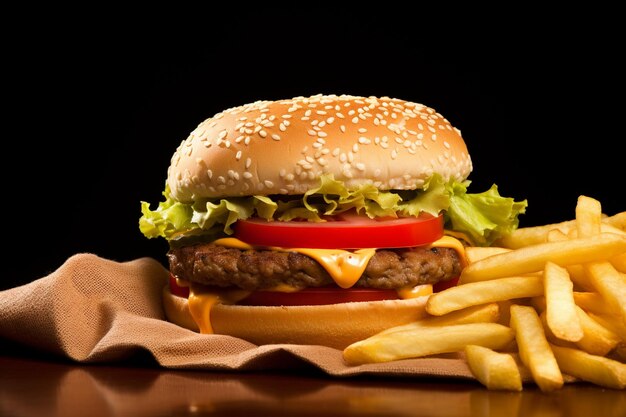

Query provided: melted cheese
[214,237,376,289]
[396,284,433,299]
[188,284,249,334]
[427,235,468,267]
[293,248,376,289]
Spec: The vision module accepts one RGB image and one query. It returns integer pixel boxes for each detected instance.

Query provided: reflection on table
[1,355,624,417]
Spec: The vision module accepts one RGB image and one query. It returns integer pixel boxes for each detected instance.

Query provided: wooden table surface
[1,347,624,417]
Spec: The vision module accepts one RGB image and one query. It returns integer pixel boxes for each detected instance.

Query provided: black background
[4,10,623,290]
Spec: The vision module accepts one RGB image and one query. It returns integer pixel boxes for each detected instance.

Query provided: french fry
[539,311,578,349]
[584,262,626,325]
[588,313,626,343]
[575,306,621,356]
[576,195,602,238]
[611,252,626,273]
[605,211,626,231]
[510,305,563,392]
[465,345,522,391]
[343,323,514,365]
[543,262,583,342]
[465,246,511,264]
[378,303,499,336]
[459,234,626,283]
[566,264,594,290]
[574,292,614,315]
[495,212,626,249]
[546,229,569,242]
[550,344,626,389]
[426,277,543,316]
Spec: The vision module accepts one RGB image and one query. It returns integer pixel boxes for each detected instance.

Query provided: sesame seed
[259,130,267,138]
[244,136,251,145]
[351,117,359,123]
[391,149,398,159]
[317,131,327,138]
[358,128,367,133]
[332,147,341,156]
[356,162,366,171]
[206,169,212,179]
[352,143,359,153]
[272,134,281,141]
[336,112,345,119]
[326,117,335,124]
[340,125,346,133]
[444,141,451,149]
[307,129,317,136]
[264,180,274,188]
[236,150,242,160]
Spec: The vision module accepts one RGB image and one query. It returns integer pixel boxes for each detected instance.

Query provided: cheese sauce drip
[188,284,249,333]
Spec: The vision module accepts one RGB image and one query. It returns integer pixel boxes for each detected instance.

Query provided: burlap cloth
[0,253,490,379]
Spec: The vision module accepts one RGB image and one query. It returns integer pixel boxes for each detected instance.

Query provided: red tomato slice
[233,212,444,249]
[169,274,190,298]
[239,287,400,306]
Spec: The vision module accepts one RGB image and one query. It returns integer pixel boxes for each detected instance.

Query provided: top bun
[167,94,472,203]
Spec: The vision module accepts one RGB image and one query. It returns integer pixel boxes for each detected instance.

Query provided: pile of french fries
[344,196,626,391]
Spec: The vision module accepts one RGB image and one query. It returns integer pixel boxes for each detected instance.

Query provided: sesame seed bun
[167,94,472,203]
[161,285,429,349]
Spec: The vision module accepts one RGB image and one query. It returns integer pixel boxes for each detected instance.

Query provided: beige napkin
[0,253,483,378]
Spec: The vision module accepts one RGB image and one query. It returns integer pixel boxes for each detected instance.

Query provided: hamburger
[139,94,527,349]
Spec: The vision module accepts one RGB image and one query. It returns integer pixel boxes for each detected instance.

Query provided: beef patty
[168,244,462,291]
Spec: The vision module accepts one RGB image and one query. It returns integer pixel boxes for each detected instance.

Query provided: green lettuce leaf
[139,187,195,239]
[139,174,527,246]
[445,182,528,246]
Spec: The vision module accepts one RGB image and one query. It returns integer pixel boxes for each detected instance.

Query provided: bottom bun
[162,286,429,349]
